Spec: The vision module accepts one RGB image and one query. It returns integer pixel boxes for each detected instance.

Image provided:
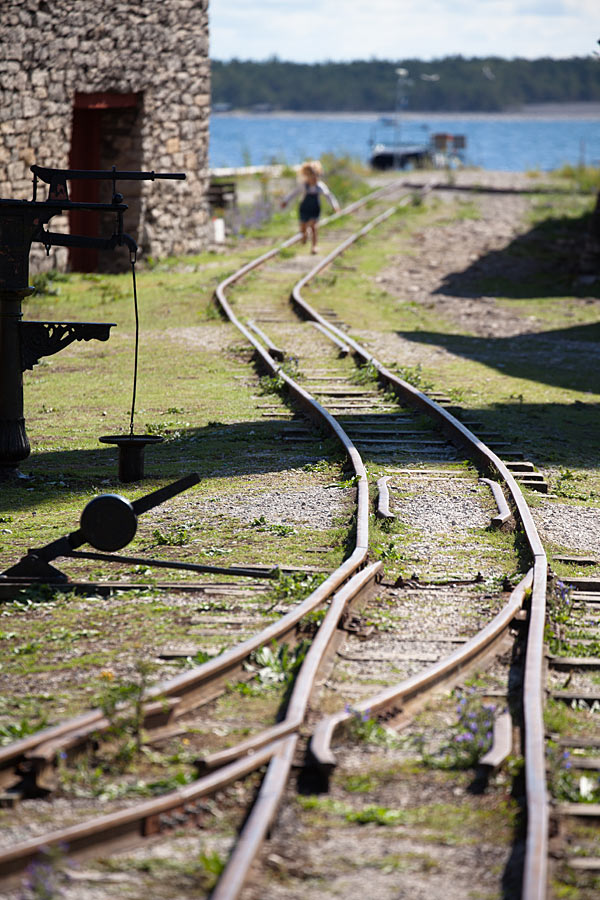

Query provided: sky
[209,0,599,62]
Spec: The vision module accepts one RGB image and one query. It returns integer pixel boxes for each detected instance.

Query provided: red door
[68,106,102,271]
[68,92,138,272]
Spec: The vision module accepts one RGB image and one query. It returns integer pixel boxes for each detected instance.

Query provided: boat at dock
[368,118,466,170]
[369,140,432,170]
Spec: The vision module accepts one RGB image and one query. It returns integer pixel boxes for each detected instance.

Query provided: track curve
[0,181,551,900]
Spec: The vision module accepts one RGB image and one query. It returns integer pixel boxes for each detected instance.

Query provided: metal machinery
[0,165,185,480]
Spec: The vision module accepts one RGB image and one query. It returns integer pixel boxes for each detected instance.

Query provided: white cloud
[209,0,600,61]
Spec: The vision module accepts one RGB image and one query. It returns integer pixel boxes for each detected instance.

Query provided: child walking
[281,160,340,253]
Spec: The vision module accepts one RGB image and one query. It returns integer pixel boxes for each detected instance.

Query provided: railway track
[0,180,569,899]
[546,571,600,895]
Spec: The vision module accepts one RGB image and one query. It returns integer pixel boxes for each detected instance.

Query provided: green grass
[545,698,599,737]
[296,792,517,845]
[2,173,600,819]
[537,164,600,195]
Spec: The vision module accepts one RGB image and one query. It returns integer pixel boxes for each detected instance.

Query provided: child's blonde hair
[300,159,323,179]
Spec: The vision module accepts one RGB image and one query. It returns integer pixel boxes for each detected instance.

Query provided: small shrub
[378,516,397,534]
[188,649,215,666]
[346,706,399,748]
[346,805,406,826]
[375,540,402,562]
[93,660,156,765]
[553,163,600,193]
[199,850,225,887]
[547,741,600,803]
[236,639,311,694]
[545,579,572,655]
[152,527,190,547]
[350,362,379,385]
[250,515,296,536]
[334,474,360,489]
[0,715,47,746]
[420,688,496,769]
[344,773,378,793]
[144,421,182,441]
[258,372,285,395]
[30,270,66,297]
[269,570,326,605]
[200,546,232,558]
[23,844,71,898]
[298,607,327,634]
[554,468,590,501]
[390,363,434,392]
[302,459,332,473]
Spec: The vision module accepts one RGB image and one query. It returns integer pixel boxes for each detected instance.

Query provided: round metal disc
[80,494,137,552]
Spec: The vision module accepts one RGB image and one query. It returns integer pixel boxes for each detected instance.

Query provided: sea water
[209,109,600,172]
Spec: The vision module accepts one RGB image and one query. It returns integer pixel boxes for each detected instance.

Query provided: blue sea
[209,109,600,172]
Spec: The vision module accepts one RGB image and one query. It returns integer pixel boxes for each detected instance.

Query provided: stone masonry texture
[0,0,210,272]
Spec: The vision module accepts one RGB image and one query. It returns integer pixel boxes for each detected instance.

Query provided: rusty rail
[199,562,382,771]
[210,736,298,900]
[0,563,381,887]
[0,738,288,887]
[0,183,549,899]
[310,570,532,769]
[290,213,549,900]
[0,186,399,890]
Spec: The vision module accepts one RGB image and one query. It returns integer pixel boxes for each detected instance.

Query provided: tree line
[211,56,600,112]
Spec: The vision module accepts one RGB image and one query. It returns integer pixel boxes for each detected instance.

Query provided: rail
[0,181,550,899]
[290,210,549,899]
[0,185,400,887]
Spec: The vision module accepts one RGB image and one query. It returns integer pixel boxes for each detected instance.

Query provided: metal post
[0,201,39,476]
[0,286,32,473]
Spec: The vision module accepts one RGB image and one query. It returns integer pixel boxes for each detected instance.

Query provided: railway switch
[0,472,200,585]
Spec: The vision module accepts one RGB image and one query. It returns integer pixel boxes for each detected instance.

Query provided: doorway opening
[68,92,143,272]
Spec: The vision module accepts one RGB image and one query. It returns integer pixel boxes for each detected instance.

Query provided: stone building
[0,0,210,272]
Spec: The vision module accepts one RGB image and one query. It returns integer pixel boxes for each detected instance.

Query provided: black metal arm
[31,164,185,204]
[0,473,201,582]
[27,163,185,254]
[37,229,138,255]
[31,165,186,184]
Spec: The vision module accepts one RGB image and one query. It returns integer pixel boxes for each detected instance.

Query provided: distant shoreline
[212,102,600,120]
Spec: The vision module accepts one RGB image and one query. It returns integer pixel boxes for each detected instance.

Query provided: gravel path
[531,501,600,554]
[199,484,353,529]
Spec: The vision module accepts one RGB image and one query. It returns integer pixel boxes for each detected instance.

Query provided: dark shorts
[299,194,320,222]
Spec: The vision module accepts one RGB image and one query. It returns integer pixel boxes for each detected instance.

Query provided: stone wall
[0,0,210,272]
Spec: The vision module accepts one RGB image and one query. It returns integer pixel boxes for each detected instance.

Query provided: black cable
[129,250,139,435]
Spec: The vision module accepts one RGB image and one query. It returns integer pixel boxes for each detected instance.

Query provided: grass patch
[296,792,517,845]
